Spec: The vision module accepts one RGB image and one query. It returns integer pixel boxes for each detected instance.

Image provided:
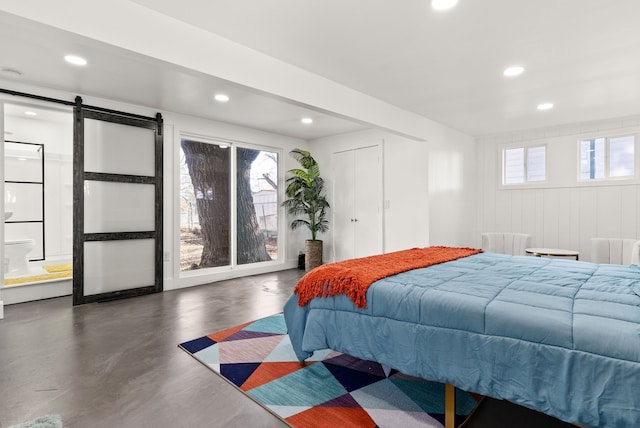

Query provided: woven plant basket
[305,240,323,272]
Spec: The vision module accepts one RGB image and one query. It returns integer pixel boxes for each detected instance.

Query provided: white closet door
[333,150,355,261]
[332,145,383,262]
[353,145,383,258]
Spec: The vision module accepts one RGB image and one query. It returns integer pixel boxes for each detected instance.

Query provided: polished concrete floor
[0,269,304,428]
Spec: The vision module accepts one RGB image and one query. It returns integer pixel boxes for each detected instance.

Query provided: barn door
[73,97,163,305]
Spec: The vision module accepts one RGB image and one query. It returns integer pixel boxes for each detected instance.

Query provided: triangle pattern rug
[179,313,478,427]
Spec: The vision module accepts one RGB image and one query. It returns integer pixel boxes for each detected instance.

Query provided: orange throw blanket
[294,246,482,308]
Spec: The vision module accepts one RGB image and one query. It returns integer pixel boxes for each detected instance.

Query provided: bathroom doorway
[2,100,73,304]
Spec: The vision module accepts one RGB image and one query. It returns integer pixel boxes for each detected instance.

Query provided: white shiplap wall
[476,116,640,262]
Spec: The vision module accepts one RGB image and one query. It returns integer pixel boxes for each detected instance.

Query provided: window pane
[236,147,278,265]
[609,135,635,177]
[180,140,230,270]
[580,138,605,180]
[504,148,524,184]
[84,118,155,176]
[84,239,155,295]
[84,181,155,233]
[594,140,606,178]
[579,140,591,180]
[526,146,546,182]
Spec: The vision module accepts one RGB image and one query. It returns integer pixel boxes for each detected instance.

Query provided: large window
[179,138,279,271]
[579,135,635,180]
[503,145,546,185]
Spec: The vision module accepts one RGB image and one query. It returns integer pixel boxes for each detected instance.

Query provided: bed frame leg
[445,383,456,428]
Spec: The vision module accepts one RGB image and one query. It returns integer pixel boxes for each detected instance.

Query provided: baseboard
[164,260,300,291]
[0,300,4,319]
[3,279,72,305]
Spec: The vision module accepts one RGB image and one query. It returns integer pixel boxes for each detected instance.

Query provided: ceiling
[0,11,367,140]
[1,0,640,139]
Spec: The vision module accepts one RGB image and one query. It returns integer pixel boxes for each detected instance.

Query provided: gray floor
[0,269,304,428]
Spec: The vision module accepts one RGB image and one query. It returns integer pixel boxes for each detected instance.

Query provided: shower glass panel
[84,119,155,176]
[5,142,43,181]
[4,183,43,221]
[4,141,45,260]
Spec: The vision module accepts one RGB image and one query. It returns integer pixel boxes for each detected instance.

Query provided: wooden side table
[525,247,579,260]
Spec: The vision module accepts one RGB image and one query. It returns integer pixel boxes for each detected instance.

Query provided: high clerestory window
[502,145,546,185]
[579,135,635,181]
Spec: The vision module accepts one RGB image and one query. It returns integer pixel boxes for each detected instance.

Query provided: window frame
[577,133,637,183]
[500,142,548,187]
[234,143,281,267]
[176,131,285,283]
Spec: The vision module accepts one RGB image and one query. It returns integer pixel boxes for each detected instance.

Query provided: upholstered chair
[590,238,640,265]
[481,232,532,256]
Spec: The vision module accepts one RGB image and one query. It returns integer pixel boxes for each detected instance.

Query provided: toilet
[3,239,35,276]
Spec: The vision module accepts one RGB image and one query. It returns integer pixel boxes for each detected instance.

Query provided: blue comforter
[283,252,640,428]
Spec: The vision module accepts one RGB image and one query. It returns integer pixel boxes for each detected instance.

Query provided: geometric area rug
[179,313,478,427]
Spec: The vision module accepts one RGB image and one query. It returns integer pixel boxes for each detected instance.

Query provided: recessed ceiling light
[431,0,458,11]
[503,66,524,77]
[214,94,230,102]
[24,111,37,116]
[64,55,87,66]
[537,102,554,111]
[301,117,313,124]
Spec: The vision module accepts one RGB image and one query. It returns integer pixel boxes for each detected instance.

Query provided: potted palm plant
[282,148,330,271]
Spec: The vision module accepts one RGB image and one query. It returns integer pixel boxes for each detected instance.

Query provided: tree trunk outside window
[181,140,270,268]
[237,147,271,264]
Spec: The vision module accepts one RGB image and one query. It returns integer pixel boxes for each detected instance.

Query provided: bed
[283,248,640,428]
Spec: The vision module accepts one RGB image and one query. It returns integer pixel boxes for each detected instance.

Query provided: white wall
[383,135,430,252]
[476,115,640,262]
[311,127,476,260]
[426,126,476,247]
[5,114,72,155]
